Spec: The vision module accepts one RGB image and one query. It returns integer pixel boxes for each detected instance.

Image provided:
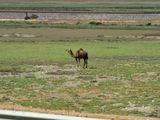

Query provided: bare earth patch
[122,102,160,117]
[0,33,38,38]
[0,64,79,80]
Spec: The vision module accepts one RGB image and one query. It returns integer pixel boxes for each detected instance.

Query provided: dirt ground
[0,104,159,120]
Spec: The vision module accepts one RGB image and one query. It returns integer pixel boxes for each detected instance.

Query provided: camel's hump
[79,48,84,51]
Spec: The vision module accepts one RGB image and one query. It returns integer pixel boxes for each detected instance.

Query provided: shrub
[24,16,30,20]
[89,21,102,25]
[146,22,152,26]
[30,14,39,19]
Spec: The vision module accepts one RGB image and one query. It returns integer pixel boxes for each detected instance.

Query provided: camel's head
[66,49,73,55]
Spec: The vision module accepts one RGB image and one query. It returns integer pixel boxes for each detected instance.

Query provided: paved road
[0,11,160,21]
[0,110,106,120]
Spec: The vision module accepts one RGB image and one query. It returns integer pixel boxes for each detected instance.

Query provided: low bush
[89,21,102,25]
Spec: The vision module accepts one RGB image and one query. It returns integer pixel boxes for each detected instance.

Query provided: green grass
[0,41,160,116]
[0,28,160,117]
[0,41,159,64]
[0,21,160,30]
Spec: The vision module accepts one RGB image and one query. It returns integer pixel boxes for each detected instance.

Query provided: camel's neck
[69,50,75,58]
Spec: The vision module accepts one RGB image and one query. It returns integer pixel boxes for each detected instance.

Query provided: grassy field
[1,0,160,13]
[0,27,160,118]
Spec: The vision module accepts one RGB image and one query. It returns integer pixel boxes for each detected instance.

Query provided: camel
[66,48,88,68]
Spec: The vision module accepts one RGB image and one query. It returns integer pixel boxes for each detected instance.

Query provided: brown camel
[66,48,88,68]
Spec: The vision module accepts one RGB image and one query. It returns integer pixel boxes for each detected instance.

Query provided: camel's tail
[86,53,88,59]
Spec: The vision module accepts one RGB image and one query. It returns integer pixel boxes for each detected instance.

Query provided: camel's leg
[78,58,80,66]
[78,58,80,64]
[85,59,88,68]
[83,59,85,68]
[83,59,87,68]
[75,58,79,67]
[86,60,88,68]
